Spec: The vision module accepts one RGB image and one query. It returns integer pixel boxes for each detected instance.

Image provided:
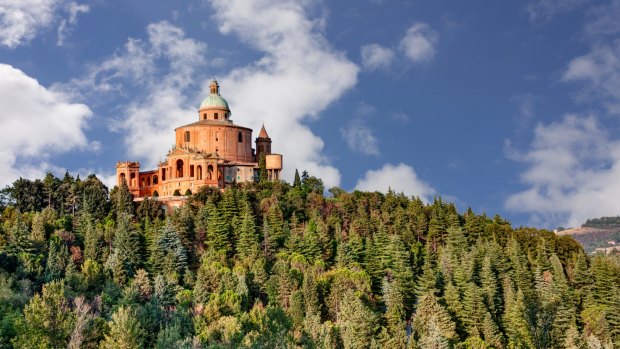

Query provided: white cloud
[340,119,379,156]
[526,0,590,22]
[0,0,58,47]
[505,115,620,228]
[562,41,620,114]
[360,43,394,71]
[57,2,89,46]
[54,21,208,169]
[0,64,92,187]
[399,22,439,64]
[207,0,359,187]
[0,0,88,48]
[355,163,435,202]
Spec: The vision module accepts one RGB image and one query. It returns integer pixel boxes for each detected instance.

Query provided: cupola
[198,80,231,121]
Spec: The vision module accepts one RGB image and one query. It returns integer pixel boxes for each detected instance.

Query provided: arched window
[207,165,214,180]
[214,112,218,120]
[161,169,166,181]
[203,113,207,120]
[238,131,243,143]
[184,131,190,142]
[153,175,159,184]
[197,165,202,180]
[190,165,195,177]
[176,159,184,178]
[147,177,151,186]
[130,172,136,187]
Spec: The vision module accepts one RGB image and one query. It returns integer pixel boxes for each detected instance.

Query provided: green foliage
[0,171,615,347]
[583,216,620,229]
[100,306,145,349]
[12,280,74,349]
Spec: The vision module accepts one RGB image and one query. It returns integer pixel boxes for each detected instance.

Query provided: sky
[1,0,620,229]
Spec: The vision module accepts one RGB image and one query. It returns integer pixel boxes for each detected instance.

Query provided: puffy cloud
[525,0,590,22]
[505,115,620,228]
[0,0,58,47]
[0,64,92,186]
[360,43,394,71]
[207,0,359,187]
[340,119,379,156]
[562,41,620,114]
[355,163,435,202]
[56,21,208,168]
[399,22,439,64]
[0,0,87,48]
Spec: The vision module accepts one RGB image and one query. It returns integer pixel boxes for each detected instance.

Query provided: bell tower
[255,124,272,161]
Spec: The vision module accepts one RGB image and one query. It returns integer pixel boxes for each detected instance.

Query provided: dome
[200,94,229,110]
[199,80,230,111]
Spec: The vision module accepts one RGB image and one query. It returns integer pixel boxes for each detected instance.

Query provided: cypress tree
[293,169,301,189]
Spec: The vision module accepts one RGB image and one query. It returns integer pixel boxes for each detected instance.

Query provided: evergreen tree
[293,169,302,189]
[100,306,145,349]
[148,221,187,282]
[259,153,268,183]
[236,204,259,260]
[112,181,134,218]
[205,199,231,254]
[12,280,74,349]
[412,293,457,345]
[44,235,69,281]
[106,214,143,284]
[337,290,378,349]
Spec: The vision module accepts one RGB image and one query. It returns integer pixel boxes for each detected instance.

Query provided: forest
[0,170,619,349]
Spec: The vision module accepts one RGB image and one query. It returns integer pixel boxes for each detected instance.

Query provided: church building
[116,80,283,205]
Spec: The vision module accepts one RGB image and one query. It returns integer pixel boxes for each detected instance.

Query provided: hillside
[0,172,619,348]
[557,224,620,254]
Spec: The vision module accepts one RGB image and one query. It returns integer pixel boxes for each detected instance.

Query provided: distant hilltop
[556,216,620,254]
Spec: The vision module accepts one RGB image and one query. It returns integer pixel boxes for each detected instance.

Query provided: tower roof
[199,80,230,111]
[258,124,270,138]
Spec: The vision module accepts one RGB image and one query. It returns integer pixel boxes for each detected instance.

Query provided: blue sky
[1,0,620,229]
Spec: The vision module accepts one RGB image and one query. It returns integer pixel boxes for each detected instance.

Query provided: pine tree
[148,221,187,281]
[113,181,134,218]
[412,293,457,345]
[82,215,102,263]
[337,290,378,349]
[383,279,406,337]
[503,284,533,348]
[205,199,231,254]
[100,306,145,349]
[236,204,259,260]
[107,214,143,284]
[416,246,442,298]
[45,235,69,281]
[12,280,74,349]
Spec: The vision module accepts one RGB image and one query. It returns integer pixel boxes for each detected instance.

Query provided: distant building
[116,80,282,207]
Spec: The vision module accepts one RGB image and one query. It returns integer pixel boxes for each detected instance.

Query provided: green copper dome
[200,94,229,110]
[200,80,230,111]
